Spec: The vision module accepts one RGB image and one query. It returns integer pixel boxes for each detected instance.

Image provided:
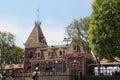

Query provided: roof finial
[35,7,41,25]
[37,8,39,22]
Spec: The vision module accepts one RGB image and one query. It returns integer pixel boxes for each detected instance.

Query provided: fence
[0,75,77,80]
[80,76,120,80]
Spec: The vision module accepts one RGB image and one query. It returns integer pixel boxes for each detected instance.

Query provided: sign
[71,62,79,66]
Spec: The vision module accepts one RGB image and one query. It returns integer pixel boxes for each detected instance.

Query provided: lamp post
[55,60,58,75]
[33,66,39,80]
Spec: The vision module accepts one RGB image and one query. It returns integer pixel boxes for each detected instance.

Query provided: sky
[0,0,93,48]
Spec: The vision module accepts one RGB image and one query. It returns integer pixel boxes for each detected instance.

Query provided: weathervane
[37,8,39,22]
[35,7,41,25]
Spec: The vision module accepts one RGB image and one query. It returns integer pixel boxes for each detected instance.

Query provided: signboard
[71,62,79,66]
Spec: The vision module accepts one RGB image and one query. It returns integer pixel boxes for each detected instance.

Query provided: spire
[35,7,41,25]
[37,8,39,23]
[24,23,47,48]
[24,8,47,48]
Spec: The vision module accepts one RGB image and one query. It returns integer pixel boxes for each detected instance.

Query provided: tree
[0,31,24,64]
[66,17,91,53]
[88,0,120,75]
[3,45,24,64]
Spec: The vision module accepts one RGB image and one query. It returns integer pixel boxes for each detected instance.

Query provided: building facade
[23,21,93,76]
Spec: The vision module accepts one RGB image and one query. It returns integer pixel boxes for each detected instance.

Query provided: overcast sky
[0,0,93,48]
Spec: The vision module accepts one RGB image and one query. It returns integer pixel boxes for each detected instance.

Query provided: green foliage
[0,31,24,64]
[3,45,24,64]
[89,0,120,60]
[66,17,91,53]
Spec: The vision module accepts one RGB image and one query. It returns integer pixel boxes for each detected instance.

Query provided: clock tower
[24,21,47,72]
[24,22,47,48]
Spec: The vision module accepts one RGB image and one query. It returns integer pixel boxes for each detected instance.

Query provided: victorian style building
[23,21,93,76]
[2,21,120,77]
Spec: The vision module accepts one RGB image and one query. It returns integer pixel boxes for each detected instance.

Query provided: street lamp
[72,60,79,67]
[71,60,79,76]
[33,66,39,80]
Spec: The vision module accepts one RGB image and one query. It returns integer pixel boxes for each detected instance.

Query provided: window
[73,45,80,52]
[55,62,66,72]
[29,50,34,58]
[52,52,54,57]
[37,53,40,58]
[39,64,43,71]
[48,51,51,57]
[59,51,62,56]
[73,45,76,50]
[77,45,80,51]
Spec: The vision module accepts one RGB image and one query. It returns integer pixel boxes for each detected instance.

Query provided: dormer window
[73,45,80,52]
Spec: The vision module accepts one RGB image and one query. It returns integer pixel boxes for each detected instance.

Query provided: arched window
[48,51,51,57]
[38,53,40,58]
[59,51,62,56]
[29,50,34,58]
[51,52,55,57]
